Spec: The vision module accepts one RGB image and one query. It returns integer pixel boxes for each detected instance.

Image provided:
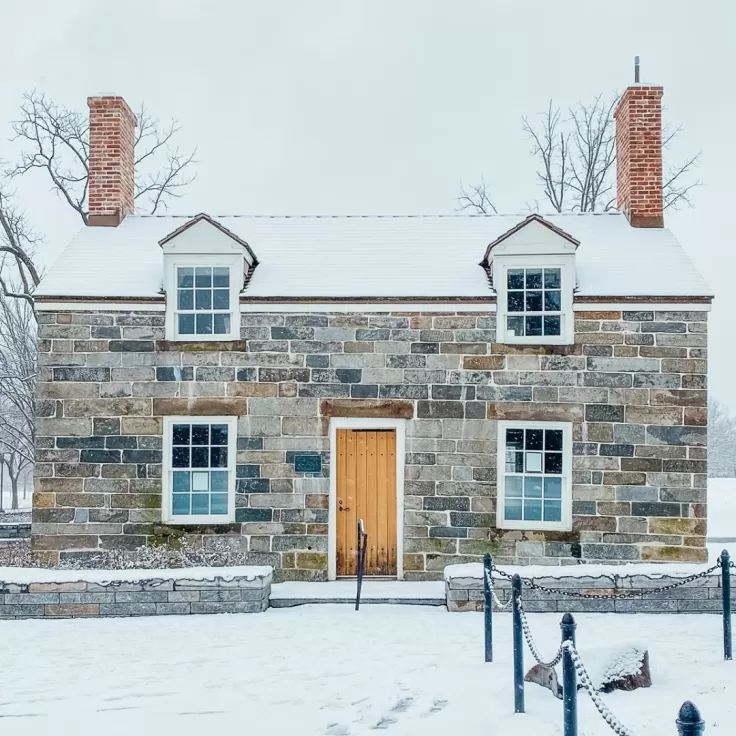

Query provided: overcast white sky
[2,1,735,408]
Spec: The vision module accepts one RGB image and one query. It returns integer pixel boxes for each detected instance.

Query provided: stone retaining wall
[0,523,31,540]
[446,569,724,613]
[0,568,272,619]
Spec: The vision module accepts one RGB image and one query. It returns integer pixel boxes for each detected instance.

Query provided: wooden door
[336,428,397,576]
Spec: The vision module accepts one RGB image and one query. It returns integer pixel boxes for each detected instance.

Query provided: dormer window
[159,214,258,342]
[483,215,578,346]
[506,267,562,338]
[176,266,232,337]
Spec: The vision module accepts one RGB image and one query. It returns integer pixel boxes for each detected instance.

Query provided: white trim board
[328,417,406,582]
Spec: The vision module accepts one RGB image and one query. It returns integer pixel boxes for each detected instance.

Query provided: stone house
[32,82,712,581]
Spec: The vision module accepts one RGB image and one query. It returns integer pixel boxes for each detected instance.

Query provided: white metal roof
[35,213,712,299]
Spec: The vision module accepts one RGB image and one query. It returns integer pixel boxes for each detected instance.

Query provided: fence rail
[480,550,731,735]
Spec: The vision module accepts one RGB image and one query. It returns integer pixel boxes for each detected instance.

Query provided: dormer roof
[482,214,580,264]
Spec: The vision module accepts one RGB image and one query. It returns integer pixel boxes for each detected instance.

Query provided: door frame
[328,417,406,581]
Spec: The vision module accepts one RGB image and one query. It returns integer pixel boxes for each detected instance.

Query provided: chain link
[484,567,513,611]
[492,562,721,600]
[562,641,636,736]
[517,597,564,667]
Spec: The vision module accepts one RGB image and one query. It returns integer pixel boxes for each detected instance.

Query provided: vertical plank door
[336,428,397,576]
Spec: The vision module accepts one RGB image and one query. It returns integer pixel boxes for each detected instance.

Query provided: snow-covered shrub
[0,537,251,569]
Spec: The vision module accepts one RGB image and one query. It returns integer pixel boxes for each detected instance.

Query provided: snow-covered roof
[35,212,712,299]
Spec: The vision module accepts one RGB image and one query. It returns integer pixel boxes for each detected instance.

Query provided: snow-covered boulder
[525,643,651,698]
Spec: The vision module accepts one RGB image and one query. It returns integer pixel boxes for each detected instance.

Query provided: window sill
[161,516,236,526]
[497,336,573,347]
[157,339,247,352]
[497,520,572,533]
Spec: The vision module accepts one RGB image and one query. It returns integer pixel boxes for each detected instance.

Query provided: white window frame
[162,415,237,525]
[495,255,574,345]
[164,253,242,341]
[497,419,572,532]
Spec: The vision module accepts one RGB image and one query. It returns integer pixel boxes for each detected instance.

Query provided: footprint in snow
[325,723,350,735]
[390,697,414,713]
[372,716,397,730]
[421,699,448,717]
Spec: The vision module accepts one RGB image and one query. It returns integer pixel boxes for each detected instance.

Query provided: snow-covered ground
[0,606,732,735]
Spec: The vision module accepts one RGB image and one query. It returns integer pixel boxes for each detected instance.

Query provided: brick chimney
[614,84,664,228]
[87,96,137,226]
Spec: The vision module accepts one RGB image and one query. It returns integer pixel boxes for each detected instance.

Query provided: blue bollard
[676,701,705,735]
[721,549,732,661]
[483,553,493,663]
[512,574,524,714]
[561,613,577,736]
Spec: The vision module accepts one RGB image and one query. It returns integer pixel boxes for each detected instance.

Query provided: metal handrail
[355,519,367,611]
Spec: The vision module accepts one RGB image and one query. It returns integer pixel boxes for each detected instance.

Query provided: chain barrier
[492,562,721,600]
[517,597,564,668]
[485,567,513,611]
[562,640,636,736]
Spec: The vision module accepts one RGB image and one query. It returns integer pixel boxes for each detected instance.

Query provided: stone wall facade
[33,307,708,580]
[0,569,271,619]
[445,567,723,613]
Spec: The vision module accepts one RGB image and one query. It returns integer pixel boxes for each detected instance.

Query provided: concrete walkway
[269,579,446,607]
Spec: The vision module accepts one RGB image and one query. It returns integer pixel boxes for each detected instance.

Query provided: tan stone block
[487,402,583,422]
[684,407,707,426]
[403,554,425,571]
[650,390,707,407]
[649,518,706,536]
[37,478,83,493]
[153,398,246,416]
[121,416,163,435]
[295,552,328,570]
[576,311,622,320]
[156,339,247,352]
[463,355,505,370]
[30,582,86,593]
[641,546,707,562]
[320,399,414,419]
[33,492,57,508]
[44,604,100,617]
[64,398,152,417]
[624,406,683,425]
[227,383,277,397]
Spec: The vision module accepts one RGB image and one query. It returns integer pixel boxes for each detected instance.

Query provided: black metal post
[355,519,367,611]
[561,613,577,736]
[512,574,524,714]
[483,552,493,663]
[676,701,705,736]
[722,549,732,661]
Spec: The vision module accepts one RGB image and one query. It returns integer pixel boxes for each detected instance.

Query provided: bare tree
[9,91,197,225]
[0,291,35,509]
[457,92,701,214]
[0,92,197,510]
[457,175,498,215]
[709,398,736,478]
[0,184,41,305]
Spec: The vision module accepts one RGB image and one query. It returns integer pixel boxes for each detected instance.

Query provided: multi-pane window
[176,266,231,337]
[163,418,235,523]
[506,267,562,338]
[499,422,571,530]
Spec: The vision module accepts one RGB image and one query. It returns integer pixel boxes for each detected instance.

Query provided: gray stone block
[200,589,243,602]
[99,603,158,616]
[3,593,60,604]
[114,591,169,603]
[167,591,201,602]
[60,592,116,604]
[155,602,192,615]
[614,599,679,613]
